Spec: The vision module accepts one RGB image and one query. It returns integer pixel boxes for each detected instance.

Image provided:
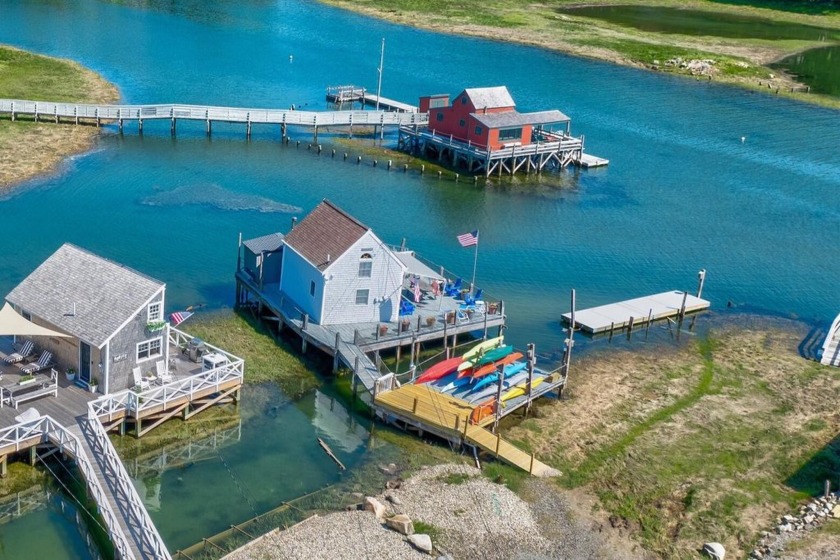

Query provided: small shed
[242,232,285,287]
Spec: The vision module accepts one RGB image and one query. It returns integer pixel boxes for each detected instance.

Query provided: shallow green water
[773,44,840,95]
[0,492,91,560]
[559,5,840,40]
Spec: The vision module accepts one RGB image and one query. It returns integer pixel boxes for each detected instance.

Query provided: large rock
[703,542,725,560]
[833,505,840,519]
[386,513,414,535]
[364,496,387,520]
[408,533,433,554]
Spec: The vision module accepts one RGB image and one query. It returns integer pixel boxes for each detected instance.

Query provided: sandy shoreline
[0,46,119,193]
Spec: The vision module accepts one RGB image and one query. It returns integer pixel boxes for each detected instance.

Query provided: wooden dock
[398,126,583,176]
[374,383,558,476]
[0,98,428,141]
[562,290,710,334]
[326,85,418,113]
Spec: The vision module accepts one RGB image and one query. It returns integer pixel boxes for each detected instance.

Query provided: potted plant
[378,324,389,336]
[88,377,99,393]
[147,321,166,332]
[18,374,36,386]
[425,316,436,328]
[66,367,77,381]
[446,312,456,325]
[400,318,411,332]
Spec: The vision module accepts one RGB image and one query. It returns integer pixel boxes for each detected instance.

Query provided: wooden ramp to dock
[820,313,840,367]
[562,290,710,334]
[374,384,557,476]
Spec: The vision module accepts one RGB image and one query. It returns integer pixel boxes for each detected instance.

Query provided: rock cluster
[664,57,717,76]
[750,493,840,559]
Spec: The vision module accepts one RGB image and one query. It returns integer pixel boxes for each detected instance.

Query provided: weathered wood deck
[325,85,418,113]
[577,153,610,168]
[562,290,711,334]
[235,272,505,393]
[374,383,558,476]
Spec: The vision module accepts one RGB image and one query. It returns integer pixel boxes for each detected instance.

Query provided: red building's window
[436,112,444,122]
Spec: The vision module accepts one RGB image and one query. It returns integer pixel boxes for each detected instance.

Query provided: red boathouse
[401,86,584,176]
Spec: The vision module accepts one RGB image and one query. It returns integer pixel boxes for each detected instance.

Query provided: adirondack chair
[132,366,150,391]
[155,360,172,384]
[444,278,462,297]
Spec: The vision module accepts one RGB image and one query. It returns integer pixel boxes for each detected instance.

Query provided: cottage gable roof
[283,200,369,271]
[472,109,570,129]
[463,86,516,110]
[243,232,285,254]
[5,244,165,348]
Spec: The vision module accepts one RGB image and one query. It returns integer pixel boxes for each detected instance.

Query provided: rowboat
[461,336,504,362]
[415,356,463,384]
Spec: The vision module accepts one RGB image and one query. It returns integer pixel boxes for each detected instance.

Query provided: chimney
[290,217,297,230]
[326,253,331,264]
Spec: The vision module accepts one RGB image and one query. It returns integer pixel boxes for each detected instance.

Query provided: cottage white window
[136,337,162,362]
[310,281,316,297]
[148,302,162,322]
[359,253,372,278]
[355,289,369,305]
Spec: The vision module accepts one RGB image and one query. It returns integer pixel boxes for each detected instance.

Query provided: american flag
[457,230,479,248]
[169,311,194,327]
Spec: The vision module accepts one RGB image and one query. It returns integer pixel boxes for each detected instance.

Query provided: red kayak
[471,352,524,380]
[416,357,464,384]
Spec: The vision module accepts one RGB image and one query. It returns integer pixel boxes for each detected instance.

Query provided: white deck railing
[0,99,429,127]
[0,416,136,559]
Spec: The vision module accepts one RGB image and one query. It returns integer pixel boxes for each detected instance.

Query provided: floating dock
[562,290,710,334]
[326,85,418,113]
[576,153,609,168]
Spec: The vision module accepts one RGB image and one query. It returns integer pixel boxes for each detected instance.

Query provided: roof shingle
[472,109,570,129]
[283,200,369,271]
[463,86,516,110]
[5,244,164,348]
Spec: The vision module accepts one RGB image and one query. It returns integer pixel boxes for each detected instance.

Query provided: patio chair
[20,351,53,374]
[4,340,35,364]
[132,366,150,391]
[155,360,172,384]
[444,278,462,297]
[399,299,415,316]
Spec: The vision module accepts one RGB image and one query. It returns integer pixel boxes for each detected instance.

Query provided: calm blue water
[1,0,839,554]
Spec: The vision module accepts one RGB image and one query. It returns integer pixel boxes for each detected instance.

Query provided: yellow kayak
[501,375,545,403]
[461,336,503,362]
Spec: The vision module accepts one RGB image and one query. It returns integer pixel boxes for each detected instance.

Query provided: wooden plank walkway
[0,99,428,129]
[361,93,418,113]
[562,290,710,334]
[374,384,557,476]
[820,313,840,366]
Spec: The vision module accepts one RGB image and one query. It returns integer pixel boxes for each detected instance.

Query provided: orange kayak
[471,352,523,380]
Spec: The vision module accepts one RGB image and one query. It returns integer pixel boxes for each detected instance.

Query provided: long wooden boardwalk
[0,99,428,138]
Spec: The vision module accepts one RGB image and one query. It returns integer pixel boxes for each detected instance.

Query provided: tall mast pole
[376,38,385,111]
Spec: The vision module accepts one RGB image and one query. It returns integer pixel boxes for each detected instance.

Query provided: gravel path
[223,463,633,560]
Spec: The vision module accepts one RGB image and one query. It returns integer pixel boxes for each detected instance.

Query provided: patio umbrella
[0,302,70,337]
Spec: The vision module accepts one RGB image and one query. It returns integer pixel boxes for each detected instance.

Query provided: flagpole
[470,230,479,295]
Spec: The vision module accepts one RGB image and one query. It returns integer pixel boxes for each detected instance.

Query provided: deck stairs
[820,313,840,366]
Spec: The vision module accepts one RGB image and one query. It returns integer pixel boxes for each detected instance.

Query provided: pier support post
[313,125,318,143]
[206,119,212,136]
[333,333,341,374]
[138,118,143,135]
[29,447,36,466]
[0,455,6,478]
[118,119,123,134]
[246,115,252,139]
[170,117,176,136]
[696,269,707,298]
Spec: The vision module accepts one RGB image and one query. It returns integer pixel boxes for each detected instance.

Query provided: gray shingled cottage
[5,243,168,394]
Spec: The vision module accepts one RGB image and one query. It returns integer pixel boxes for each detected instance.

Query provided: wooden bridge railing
[0,99,429,127]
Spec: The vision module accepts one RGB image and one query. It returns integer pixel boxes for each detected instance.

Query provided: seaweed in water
[140,183,302,213]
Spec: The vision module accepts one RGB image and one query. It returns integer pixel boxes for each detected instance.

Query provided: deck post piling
[645,308,653,339]
[627,316,634,340]
[697,269,707,298]
[0,455,6,478]
[332,333,341,374]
